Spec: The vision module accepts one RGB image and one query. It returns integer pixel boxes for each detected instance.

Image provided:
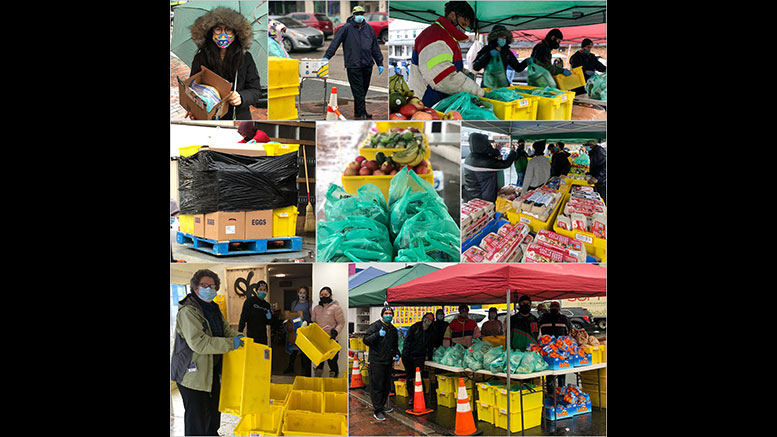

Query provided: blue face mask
[257,291,267,299]
[383,314,393,323]
[354,15,365,23]
[497,38,506,47]
[198,286,217,302]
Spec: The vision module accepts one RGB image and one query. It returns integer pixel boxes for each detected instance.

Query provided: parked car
[270,15,324,53]
[285,12,333,39]
[530,306,600,334]
[334,11,389,44]
[444,309,508,333]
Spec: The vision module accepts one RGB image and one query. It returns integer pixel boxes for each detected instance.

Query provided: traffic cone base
[454,377,481,435]
[350,355,364,389]
[405,367,433,416]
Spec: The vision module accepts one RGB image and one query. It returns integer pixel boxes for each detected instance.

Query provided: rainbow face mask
[213,31,235,48]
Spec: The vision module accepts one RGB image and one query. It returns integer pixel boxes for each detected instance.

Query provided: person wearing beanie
[537,301,571,391]
[443,304,481,348]
[236,121,271,143]
[521,140,551,194]
[362,303,399,421]
[462,132,517,202]
[505,295,539,352]
[530,28,571,76]
[188,6,262,120]
[471,24,527,88]
[400,312,435,409]
[570,38,607,94]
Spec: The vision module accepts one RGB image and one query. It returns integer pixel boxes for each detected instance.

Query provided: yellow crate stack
[268,56,300,120]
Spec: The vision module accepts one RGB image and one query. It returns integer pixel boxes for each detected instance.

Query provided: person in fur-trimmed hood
[471,24,527,88]
[188,6,262,120]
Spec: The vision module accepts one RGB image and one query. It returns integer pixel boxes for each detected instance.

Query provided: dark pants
[346,66,373,117]
[369,362,393,414]
[287,350,312,376]
[176,372,221,436]
[316,351,340,377]
[402,355,426,406]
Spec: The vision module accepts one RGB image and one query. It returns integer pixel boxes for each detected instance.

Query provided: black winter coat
[324,17,383,69]
[550,151,572,177]
[463,134,516,202]
[191,51,262,121]
[401,321,433,360]
[363,319,399,364]
[238,295,272,343]
[472,42,527,88]
[587,145,606,185]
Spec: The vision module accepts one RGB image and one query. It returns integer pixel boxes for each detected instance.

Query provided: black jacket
[401,321,433,360]
[537,312,570,337]
[587,145,606,185]
[238,295,272,342]
[191,51,262,120]
[324,16,383,69]
[472,43,527,88]
[430,320,448,349]
[569,50,607,80]
[363,319,399,364]
[463,133,516,202]
[550,151,572,177]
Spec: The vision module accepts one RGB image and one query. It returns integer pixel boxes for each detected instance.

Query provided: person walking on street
[311,286,345,377]
[363,303,400,421]
[284,286,313,375]
[443,305,481,348]
[238,280,273,345]
[430,308,449,350]
[171,269,245,436]
[407,1,484,107]
[521,140,551,194]
[401,312,435,408]
[480,307,504,337]
[323,6,384,120]
[506,295,539,352]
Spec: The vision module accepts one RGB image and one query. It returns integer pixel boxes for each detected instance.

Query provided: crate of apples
[343,155,430,177]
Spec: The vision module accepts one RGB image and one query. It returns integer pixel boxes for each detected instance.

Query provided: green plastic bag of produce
[483,345,504,372]
[433,346,449,364]
[518,351,548,373]
[432,92,499,120]
[483,87,522,102]
[441,343,466,367]
[507,350,525,374]
[489,350,507,373]
[463,351,484,371]
[317,216,392,262]
[325,184,389,226]
[524,86,564,98]
[394,206,459,251]
[585,72,606,100]
[527,63,556,88]
[394,230,460,262]
[483,55,510,89]
[387,167,439,209]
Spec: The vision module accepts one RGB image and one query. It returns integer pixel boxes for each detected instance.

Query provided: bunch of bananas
[390,139,427,167]
[389,74,413,98]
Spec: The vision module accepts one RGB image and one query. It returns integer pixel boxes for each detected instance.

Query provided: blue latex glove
[378,65,384,75]
[233,334,245,350]
[266,309,272,320]
[490,49,499,57]
[395,66,401,74]
[562,69,572,76]
[322,57,329,61]
[379,327,386,337]
[394,354,400,362]
[525,57,534,65]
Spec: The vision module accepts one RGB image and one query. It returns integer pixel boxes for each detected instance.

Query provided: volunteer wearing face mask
[362,303,399,421]
[569,38,607,95]
[407,1,485,107]
[443,305,481,348]
[323,6,384,120]
[530,28,572,77]
[537,301,571,391]
[463,132,517,203]
[430,309,449,349]
[506,295,539,352]
[480,307,504,337]
[311,287,345,377]
[284,286,313,375]
[188,7,262,120]
[521,140,551,195]
[401,312,435,408]
[471,25,527,89]
[239,280,274,345]
[584,140,607,203]
[171,269,244,437]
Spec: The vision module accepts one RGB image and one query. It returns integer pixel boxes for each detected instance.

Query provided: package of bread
[571,213,588,233]
[592,213,607,239]
[556,214,572,231]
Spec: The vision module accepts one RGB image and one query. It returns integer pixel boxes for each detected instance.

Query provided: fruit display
[363,127,425,150]
[345,128,431,176]
[388,74,463,120]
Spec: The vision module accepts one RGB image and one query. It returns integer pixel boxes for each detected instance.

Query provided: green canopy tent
[463,120,606,143]
[388,1,606,33]
[348,263,440,307]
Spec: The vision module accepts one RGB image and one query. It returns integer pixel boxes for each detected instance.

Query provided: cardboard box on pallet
[193,214,205,238]
[205,211,245,241]
[245,210,273,239]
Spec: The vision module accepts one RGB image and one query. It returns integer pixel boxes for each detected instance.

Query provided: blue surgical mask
[497,38,506,47]
[383,314,393,323]
[198,286,217,302]
[354,15,365,23]
[257,291,267,299]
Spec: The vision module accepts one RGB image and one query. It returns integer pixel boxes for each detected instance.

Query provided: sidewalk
[349,390,439,436]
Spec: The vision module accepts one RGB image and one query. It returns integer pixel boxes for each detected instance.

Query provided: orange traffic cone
[454,377,481,435]
[405,367,433,416]
[350,354,364,389]
[326,87,347,120]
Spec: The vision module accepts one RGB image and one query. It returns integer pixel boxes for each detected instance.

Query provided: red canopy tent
[386,263,606,304]
[511,23,607,45]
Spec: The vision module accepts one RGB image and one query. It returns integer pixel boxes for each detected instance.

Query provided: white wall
[313,263,349,376]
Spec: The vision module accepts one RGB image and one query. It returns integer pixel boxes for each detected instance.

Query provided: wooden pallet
[176,232,303,256]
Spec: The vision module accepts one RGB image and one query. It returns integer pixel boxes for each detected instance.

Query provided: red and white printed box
[524,242,579,263]
[462,245,487,263]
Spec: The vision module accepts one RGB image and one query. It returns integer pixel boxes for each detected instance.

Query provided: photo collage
[170,1,607,436]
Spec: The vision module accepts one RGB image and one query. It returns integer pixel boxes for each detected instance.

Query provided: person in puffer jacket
[311,286,345,377]
[463,132,516,203]
[407,1,484,108]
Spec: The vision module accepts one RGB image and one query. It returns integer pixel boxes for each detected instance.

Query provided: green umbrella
[171,1,268,87]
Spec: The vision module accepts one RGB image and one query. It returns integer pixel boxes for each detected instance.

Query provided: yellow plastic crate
[477,401,495,424]
[480,94,538,120]
[268,85,300,99]
[269,56,300,89]
[476,382,498,406]
[580,345,602,364]
[494,406,542,432]
[552,196,606,262]
[272,205,298,237]
[375,121,425,132]
[494,384,543,412]
[219,337,272,416]
[553,66,586,91]
[509,85,575,120]
[436,374,473,393]
[287,390,324,413]
[436,388,473,409]
[361,367,369,385]
[349,337,365,350]
[358,134,431,160]
[270,383,293,406]
[394,379,408,397]
[262,142,301,156]
[282,410,348,436]
[341,165,435,203]
[294,323,342,366]
[323,391,348,415]
[480,335,505,348]
[292,376,324,392]
[178,145,204,157]
[580,368,607,408]
[268,94,298,120]
[323,377,348,393]
[506,198,564,235]
[233,404,285,436]
[178,214,194,234]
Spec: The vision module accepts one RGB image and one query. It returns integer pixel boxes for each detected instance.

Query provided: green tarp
[348,263,440,307]
[389,1,606,33]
